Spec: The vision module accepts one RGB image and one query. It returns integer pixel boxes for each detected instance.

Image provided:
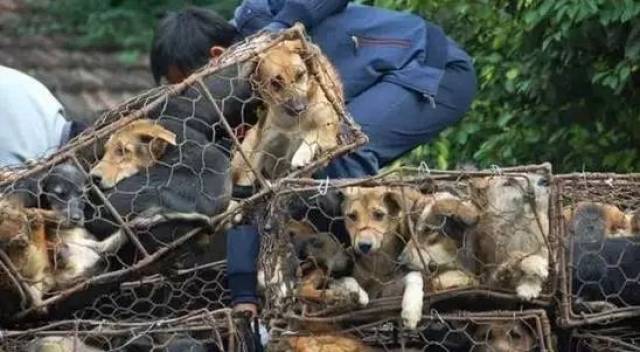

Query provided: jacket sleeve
[234,0,350,36]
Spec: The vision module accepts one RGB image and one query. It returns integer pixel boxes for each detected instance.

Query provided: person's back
[0,65,70,167]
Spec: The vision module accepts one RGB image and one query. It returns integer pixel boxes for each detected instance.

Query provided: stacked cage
[556,173,640,350]
[0,25,365,351]
[259,164,558,351]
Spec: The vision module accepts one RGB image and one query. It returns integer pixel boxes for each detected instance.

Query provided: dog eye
[503,178,517,187]
[509,329,523,340]
[372,210,385,221]
[270,76,283,91]
[346,212,358,222]
[295,70,305,81]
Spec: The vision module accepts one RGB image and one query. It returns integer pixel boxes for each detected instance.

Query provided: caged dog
[397,191,480,292]
[286,219,368,306]
[231,38,343,187]
[471,320,536,352]
[469,174,551,300]
[566,202,640,312]
[338,186,428,329]
[87,118,232,268]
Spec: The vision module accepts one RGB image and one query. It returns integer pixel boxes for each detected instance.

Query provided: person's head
[150,7,240,85]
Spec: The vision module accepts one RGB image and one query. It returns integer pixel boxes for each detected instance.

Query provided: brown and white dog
[339,186,427,329]
[231,39,343,186]
[470,174,551,300]
[90,119,177,189]
[472,320,535,352]
[398,192,480,292]
[564,201,640,239]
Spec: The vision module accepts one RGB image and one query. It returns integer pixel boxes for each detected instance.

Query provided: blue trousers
[227,60,477,304]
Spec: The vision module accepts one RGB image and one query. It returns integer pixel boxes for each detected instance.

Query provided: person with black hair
[150,1,477,335]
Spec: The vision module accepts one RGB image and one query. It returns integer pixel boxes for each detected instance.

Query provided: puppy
[2,162,87,226]
[87,118,231,267]
[340,186,427,329]
[564,202,640,239]
[567,202,640,313]
[470,174,551,300]
[286,220,368,306]
[398,192,480,291]
[231,39,343,186]
[0,199,51,312]
[472,320,535,352]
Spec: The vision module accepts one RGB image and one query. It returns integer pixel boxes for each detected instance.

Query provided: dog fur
[398,192,480,291]
[86,118,231,269]
[339,186,428,329]
[287,219,368,306]
[0,200,51,312]
[231,39,343,186]
[276,334,371,352]
[472,320,535,352]
[564,201,640,239]
[469,174,551,300]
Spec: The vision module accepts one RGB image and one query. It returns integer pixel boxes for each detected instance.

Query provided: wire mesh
[0,24,363,350]
[571,325,640,352]
[556,173,640,327]
[257,164,556,350]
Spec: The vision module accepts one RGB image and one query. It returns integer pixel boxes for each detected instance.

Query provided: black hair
[150,7,241,85]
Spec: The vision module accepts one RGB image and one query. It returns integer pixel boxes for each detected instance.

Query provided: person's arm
[234,0,350,36]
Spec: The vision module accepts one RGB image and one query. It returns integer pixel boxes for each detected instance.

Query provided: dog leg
[430,270,478,292]
[329,277,369,306]
[401,271,424,330]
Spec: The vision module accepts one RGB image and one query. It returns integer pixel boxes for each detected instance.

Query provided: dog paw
[401,272,424,330]
[291,143,317,169]
[520,255,549,280]
[516,281,542,301]
[331,277,369,306]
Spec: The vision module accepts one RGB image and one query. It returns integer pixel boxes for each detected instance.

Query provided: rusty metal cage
[570,325,640,352]
[0,24,364,351]
[556,173,640,327]
[270,308,555,351]
[257,164,557,350]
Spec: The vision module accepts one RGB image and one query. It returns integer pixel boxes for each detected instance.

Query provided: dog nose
[358,242,372,254]
[428,261,439,273]
[69,212,83,224]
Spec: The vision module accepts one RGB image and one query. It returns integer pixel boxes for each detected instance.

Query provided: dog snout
[357,241,373,255]
[284,97,308,115]
[90,172,103,186]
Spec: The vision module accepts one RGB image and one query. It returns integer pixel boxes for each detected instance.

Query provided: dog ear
[383,190,403,217]
[137,124,177,159]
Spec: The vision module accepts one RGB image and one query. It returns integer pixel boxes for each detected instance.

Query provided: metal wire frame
[555,173,640,327]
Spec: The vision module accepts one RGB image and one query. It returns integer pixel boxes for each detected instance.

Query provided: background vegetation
[28,0,640,172]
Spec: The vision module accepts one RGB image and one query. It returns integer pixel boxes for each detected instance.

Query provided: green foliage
[364,0,640,172]
[27,0,239,53]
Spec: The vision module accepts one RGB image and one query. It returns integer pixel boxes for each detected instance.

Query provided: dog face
[254,40,311,122]
[90,119,176,189]
[400,228,459,272]
[473,174,550,217]
[285,220,352,276]
[473,321,535,352]
[42,163,87,226]
[340,187,404,255]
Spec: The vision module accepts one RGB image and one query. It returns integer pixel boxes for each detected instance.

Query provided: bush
[362,0,640,172]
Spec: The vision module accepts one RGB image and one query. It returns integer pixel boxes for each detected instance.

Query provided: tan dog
[340,186,426,329]
[231,39,343,186]
[470,174,550,300]
[0,200,51,310]
[398,192,480,291]
[472,320,535,352]
[90,119,177,189]
[276,334,371,352]
[564,201,640,238]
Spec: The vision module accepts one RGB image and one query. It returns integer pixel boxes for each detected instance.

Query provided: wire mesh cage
[556,173,640,327]
[257,163,557,350]
[0,24,364,350]
[268,308,555,352]
[570,325,640,352]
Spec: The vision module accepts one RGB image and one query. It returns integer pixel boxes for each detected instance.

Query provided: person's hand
[234,302,258,318]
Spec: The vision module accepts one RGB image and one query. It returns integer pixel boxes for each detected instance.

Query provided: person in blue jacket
[150,0,476,324]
